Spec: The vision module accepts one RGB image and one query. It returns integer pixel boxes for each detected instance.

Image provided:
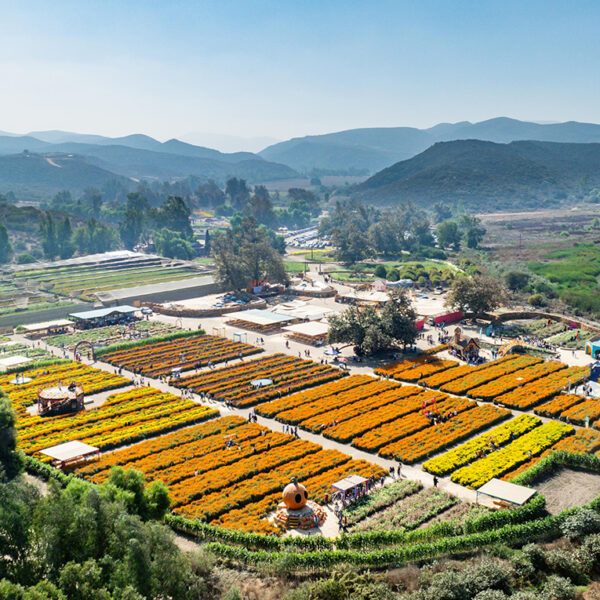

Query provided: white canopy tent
[476,478,537,506]
[40,440,100,468]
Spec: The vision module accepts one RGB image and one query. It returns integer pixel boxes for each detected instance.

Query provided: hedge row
[511,450,600,486]
[95,328,206,357]
[23,454,72,486]
[204,514,562,568]
[166,493,547,553]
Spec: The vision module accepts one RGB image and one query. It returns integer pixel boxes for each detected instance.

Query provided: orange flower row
[440,355,541,395]
[76,415,247,478]
[300,383,422,433]
[420,364,476,388]
[466,361,566,400]
[352,396,476,452]
[256,375,372,418]
[379,404,510,464]
[102,334,262,377]
[494,366,589,410]
[323,388,452,444]
[561,398,600,426]
[534,393,586,418]
[274,379,401,425]
[375,356,457,381]
[175,354,345,407]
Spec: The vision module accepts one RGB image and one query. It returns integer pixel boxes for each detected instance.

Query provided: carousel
[273,477,327,530]
[37,382,84,417]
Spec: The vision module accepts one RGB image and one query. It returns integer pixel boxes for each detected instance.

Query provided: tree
[155,197,193,240]
[211,217,288,289]
[433,201,453,223]
[505,271,530,292]
[195,181,225,208]
[436,220,461,250]
[0,223,13,264]
[153,229,194,260]
[374,264,387,278]
[225,178,250,211]
[460,214,486,249]
[0,393,23,482]
[72,220,119,255]
[446,274,509,315]
[328,289,417,354]
[244,186,277,227]
[56,218,74,259]
[39,213,59,259]
[119,193,150,250]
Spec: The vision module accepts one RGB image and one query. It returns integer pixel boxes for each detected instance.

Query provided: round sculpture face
[282,481,308,509]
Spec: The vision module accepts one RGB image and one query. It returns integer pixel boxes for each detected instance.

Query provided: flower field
[175,354,345,407]
[561,399,600,426]
[76,416,385,534]
[374,356,458,381]
[100,334,262,377]
[466,361,566,400]
[0,362,130,416]
[256,375,374,418]
[493,366,589,410]
[440,355,541,395]
[451,421,573,488]
[378,404,510,463]
[13,386,218,456]
[349,396,475,451]
[423,414,542,476]
[534,393,586,418]
[420,364,477,388]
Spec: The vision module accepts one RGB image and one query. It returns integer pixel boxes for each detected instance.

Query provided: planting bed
[174,353,345,407]
[101,334,262,377]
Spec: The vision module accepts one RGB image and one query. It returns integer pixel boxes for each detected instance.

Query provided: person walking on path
[433,476,438,488]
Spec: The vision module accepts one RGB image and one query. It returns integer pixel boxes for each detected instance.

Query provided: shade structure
[476,478,536,506]
[226,309,295,326]
[21,319,73,333]
[0,355,32,369]
[39,440,100,468]
[283,321,329,337]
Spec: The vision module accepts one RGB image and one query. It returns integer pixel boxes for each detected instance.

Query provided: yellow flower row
[451,421,573,489]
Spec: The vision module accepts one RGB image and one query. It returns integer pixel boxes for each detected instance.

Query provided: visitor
[389,466,395,478]
[433,476,438,488]
[397,462,402,478]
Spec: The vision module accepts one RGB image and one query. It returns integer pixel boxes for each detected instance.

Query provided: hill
[354,140,600,210]
[0,133,297,192]
[0,153,133,197]
[260,117,600,173]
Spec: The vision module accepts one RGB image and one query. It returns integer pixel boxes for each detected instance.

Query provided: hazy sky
[1,0,599,142]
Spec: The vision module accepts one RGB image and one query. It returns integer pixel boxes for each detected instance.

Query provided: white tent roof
[227,309,296,326]
[476,478,536,505]
[274,303,336,321]
[39,440,99,461]
[0,355,32,368]
[21,319,73,332]
[283,321,329,338]
[331,474,369,492]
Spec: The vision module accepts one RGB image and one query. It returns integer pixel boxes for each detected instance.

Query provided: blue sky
[0,0,599,144]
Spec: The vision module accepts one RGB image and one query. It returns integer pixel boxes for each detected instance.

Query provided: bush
[528,294,546,307]
[473,591,507,600]
[540,575,575,600]
[560,508,600,541]
[387,268,400,282]
[374,264,387,278]
[16,253,36,264]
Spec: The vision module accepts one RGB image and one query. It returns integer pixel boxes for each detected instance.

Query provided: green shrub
[540,575,575,600]
[16,253,36,264]
[387,268,400,282]
[374,264,387,278]
[528,294,546,307]
[560,508,600,541]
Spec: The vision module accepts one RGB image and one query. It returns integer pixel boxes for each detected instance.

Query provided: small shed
[476,478,537,508]
[283,321,329,346]
[450,328,480,361]
[39,440,100,469]
[69,305,138,329]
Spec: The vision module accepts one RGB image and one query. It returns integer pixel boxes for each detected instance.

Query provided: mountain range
[354,139,600,210]
[0,131,297,197]
[259,117,600,173]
